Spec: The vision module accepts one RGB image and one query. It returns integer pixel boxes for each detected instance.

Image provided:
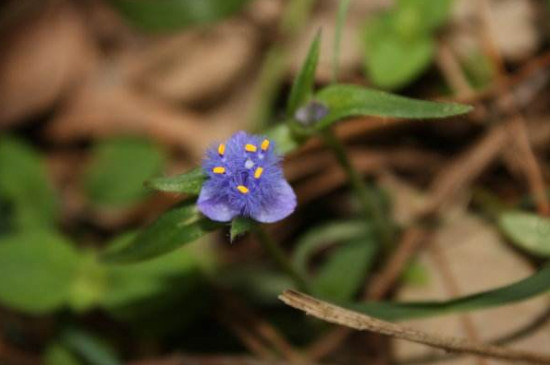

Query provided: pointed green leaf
[312,238,376,302]
[0,232,82,314]
[348,264,550,320]
[498,211,550,257]
[109,0,252,32]
[287,32,321,116]
[314,84,472,129]
[0,136,58,230]
[230,217,255,242]
[101,202,222,263]
[85,138,166,208]
[145,168,206,195]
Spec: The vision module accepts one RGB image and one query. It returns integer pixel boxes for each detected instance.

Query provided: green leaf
[101,202,222,263]
[61,328,121,365]
[314,84,472,129]
[396,0,453,32]
[293,221,371,277]
[109,0,252,32]
[287,32,321,116]
[230,217,255,242]
[348,264,550,320]
[85,138,166,208]
[0,232,82,314]
[68,252,108,313]
[361,0,453,90]
[0,136,57,230]
[312,238,376,302]
[498,211,550,257]
[145,168,206,195]
[363,16,435,89]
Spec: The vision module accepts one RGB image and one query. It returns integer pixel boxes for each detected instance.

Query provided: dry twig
[280,290,550,364]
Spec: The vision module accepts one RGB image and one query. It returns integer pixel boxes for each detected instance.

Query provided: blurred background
[1,0,550,364]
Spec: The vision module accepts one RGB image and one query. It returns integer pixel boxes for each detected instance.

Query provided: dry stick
[280,290,550,365]
[306,119,550,360]
[477,0,550,216]
[306,128,508,359]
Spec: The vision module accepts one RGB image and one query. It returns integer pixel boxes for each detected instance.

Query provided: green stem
[321,129,393,248]
[254,226,310,293]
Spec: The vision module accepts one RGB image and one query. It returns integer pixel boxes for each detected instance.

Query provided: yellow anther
[213,167,225,174]
[218,144,225,156]
[261,139,270,151]
[254,167,264,179]
[245,144,257,152]
[237,185,249,194]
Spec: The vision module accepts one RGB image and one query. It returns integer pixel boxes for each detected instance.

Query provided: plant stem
[253,226,310,293]
[321,129,393,248]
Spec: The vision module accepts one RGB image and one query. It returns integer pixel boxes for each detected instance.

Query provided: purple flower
[198,132,296,223]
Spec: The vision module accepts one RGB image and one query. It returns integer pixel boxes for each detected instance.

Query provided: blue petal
[198,184,239,222]
[252,179,296,223]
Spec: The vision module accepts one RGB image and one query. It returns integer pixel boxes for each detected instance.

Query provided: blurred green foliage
[361,0,453,89]
[109,0,252,32]
[0,136,58,230]
[293,221,376,302]
[0,136,212,352]
[0,232,81,313]
[85,138,166,208]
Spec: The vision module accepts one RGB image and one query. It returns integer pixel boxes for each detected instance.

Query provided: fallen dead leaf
[0,0,97,127]
[393,209,550,365]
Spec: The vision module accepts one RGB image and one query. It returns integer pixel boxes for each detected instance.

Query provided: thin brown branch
[280,290,550,365]
[476,0,550,216]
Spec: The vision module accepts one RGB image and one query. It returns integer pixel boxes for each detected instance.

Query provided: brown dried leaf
[0,1,97,127]
[394,211,550,364]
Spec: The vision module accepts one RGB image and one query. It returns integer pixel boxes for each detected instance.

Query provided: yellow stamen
[261,139,270,151]
[213,167,225,174]
[237,185,249,194]
[254,167,263,179]
[245,144,257,152]
[218,144,225,155]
